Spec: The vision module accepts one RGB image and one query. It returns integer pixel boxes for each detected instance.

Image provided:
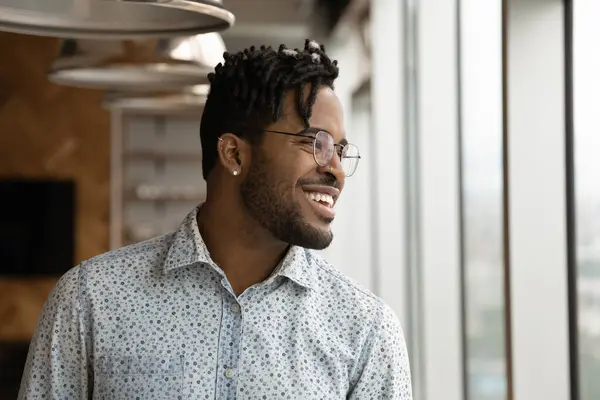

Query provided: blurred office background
[0,0,597,399]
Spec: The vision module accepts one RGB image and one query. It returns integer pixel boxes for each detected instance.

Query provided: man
[19,40,412,399]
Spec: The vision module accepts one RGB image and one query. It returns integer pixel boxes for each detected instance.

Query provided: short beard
[239,148,333,250]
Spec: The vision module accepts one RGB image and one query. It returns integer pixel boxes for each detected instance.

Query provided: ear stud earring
[233,170,239,176]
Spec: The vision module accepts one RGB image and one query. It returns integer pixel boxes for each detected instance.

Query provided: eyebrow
[306,126,348,146]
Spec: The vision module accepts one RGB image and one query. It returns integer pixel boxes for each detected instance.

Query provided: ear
[217,133,250,176]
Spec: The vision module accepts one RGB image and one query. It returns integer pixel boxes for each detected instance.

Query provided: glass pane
[460,1,508,399]
[574,2,600,399]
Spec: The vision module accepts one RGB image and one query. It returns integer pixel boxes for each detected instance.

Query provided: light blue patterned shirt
[19,207,412,399]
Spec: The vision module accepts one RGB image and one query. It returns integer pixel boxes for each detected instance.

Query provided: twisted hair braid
[200,39,340,179]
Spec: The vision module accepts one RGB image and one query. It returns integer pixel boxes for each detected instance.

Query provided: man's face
[239,86,346,250]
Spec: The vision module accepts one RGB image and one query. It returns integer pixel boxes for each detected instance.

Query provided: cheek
[295,148,320,172]
[274,152,314,181]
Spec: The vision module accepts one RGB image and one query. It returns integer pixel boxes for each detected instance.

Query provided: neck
[197,194,289,296]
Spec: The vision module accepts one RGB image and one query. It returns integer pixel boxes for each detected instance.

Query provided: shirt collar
[163,206,213,272]
[163,206,318,291]
[271,244,319,291]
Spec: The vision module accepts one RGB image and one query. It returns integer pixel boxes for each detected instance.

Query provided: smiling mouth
[300,185,340,221]
[304,191,334,207]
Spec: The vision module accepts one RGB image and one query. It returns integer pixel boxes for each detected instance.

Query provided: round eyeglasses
[264,129,361,177]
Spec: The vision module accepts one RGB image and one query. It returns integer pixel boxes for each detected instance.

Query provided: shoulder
[306,250,381,303]
[305,250,400,326]
[304,251,408,373]
[73,232,177,286]
[82,233,175,274]
[51,232,176,299]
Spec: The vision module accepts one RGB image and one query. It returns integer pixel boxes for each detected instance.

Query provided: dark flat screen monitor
[0,179,75,276]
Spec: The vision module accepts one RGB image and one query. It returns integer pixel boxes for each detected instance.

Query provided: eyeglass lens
[313,131,360,177]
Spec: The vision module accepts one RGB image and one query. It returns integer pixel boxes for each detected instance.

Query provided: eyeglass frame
[262,127,361,177]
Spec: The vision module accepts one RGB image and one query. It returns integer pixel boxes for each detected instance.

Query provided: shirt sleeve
[18,266,91,399]
[348,303,413,400]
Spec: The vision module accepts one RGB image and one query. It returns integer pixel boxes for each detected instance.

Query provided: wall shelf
[124,188,205,203]
[123,151,201,162]
[110,113,205,248]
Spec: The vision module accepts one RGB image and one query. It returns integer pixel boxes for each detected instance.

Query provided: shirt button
[225,368,235,378]
[230,303,241,313]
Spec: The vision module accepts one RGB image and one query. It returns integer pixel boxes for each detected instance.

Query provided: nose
[317,151,345,189]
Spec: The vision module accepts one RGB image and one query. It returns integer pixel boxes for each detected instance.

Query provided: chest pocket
[93,354,184,400]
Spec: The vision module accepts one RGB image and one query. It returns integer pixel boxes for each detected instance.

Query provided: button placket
[216,295,243,398]
[230,303,241,314]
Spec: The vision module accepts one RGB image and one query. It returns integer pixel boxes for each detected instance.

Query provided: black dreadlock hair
[199,39,340,179]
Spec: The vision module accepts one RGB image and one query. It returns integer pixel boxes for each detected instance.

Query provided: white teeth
[305,192,334,207]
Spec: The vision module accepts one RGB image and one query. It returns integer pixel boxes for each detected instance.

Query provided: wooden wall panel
[0,32,110,341]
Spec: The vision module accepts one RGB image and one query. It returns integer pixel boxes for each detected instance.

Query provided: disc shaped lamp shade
[104,84,209,116]
[0,0,234,39]
[48,33,225,92]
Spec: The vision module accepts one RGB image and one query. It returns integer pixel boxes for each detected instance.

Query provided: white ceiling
[221,0,319,51]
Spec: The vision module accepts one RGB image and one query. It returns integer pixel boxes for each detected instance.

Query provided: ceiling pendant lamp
[0,0,234,39]
[48,32,225,92]
[103,84,209,116]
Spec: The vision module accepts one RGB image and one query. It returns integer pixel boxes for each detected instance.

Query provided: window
[460,1,507,399]
[574,1,600,398]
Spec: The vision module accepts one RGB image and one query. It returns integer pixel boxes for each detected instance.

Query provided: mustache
[297,176,340,189]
